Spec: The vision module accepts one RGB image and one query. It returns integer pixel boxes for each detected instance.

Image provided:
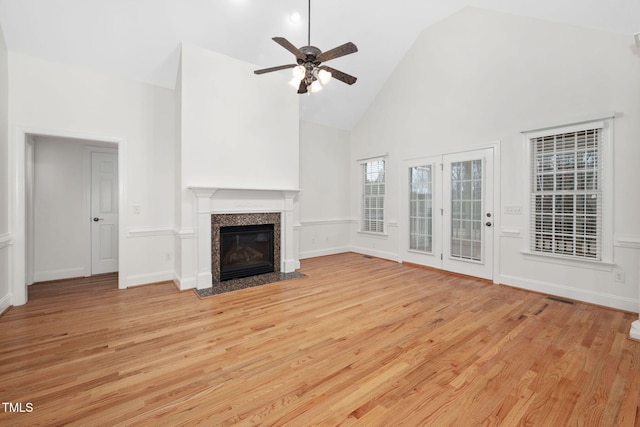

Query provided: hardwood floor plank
[0,253,638,425]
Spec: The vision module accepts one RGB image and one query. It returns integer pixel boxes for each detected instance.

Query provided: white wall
[8,52,176,299]
[175,43,299,289]
[0,24,9,312]
[179,44,299,191]
[350,7,640,311]
[298,120,352,258]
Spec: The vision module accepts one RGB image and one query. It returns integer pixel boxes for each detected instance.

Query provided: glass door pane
[409,165,433,253]
[449,159,483,262]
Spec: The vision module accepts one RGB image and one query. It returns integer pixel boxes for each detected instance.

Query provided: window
[528,122,609,261]
[409,165,433,252]
[361,159,385,233]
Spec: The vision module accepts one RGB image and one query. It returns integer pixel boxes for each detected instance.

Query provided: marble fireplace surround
[189,187,299,290]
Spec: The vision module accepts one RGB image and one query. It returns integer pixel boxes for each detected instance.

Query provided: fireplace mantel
[189,186,300,289]
[189,186,299,195]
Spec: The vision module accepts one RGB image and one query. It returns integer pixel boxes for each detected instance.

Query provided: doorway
[27,135,119,284]
[402,147,496,281]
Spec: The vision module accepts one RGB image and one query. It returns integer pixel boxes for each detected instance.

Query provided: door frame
[11,126,126,306]
[400,141,502,283]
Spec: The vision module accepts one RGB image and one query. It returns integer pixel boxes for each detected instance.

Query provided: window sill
[521,250,614,271]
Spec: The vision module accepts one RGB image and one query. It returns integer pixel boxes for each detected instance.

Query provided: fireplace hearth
[220,224,274,281]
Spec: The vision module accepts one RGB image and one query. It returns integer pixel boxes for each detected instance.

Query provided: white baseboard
[34,267,86,283]
[630,320,640,341]
[299,246,351,260]
[125,270,174,288]
[0,293,11,314]
[174,274,196,291]
[349,246,400,263]
[283,258,300,272]
[303,241,460,264]
[499,273,638,313]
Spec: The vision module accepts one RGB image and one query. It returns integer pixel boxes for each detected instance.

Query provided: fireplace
[187,187,298,291]
[211,212,281,283]
[219,224,274,281]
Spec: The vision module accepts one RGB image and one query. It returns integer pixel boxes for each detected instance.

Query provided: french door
[442,149,494,279]
[403,148,494,280]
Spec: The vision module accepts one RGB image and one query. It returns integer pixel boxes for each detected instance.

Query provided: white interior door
[91,151,118,274]
[442,148,494,280]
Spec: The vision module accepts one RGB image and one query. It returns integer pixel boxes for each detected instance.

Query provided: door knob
[485,221,492,227]
[93,217,104,222]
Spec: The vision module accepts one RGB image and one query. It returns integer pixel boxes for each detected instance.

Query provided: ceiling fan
[253,0,358,94]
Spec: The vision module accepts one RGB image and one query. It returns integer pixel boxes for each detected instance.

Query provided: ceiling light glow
[289,10,302,24]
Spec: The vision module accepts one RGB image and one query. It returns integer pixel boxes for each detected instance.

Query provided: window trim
[522,117,614,267]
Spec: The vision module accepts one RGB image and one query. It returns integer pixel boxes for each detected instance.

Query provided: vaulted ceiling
[0,0,637,130]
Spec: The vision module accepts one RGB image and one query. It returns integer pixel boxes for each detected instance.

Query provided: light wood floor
[0,253,638,426]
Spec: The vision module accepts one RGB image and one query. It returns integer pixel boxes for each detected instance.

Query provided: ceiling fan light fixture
[292,65,306,80]
[318,69,332,85]
[310,80,323,93]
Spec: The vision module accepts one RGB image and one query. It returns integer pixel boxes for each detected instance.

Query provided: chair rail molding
[0,233,12,249]
[614,234,640,249]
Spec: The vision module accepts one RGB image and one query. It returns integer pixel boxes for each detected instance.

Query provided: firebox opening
[220,224,275,281]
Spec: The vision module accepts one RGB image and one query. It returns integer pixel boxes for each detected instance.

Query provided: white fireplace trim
[188,187,300,290]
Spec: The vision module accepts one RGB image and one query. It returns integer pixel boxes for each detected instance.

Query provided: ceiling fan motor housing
[299,45,322,61]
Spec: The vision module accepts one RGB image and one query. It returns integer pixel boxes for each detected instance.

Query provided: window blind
[530,127,603,260]
[361,160,385,233]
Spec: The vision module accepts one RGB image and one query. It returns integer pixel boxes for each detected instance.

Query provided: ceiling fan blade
[254,64,296,75]
[297,80,308,94]
[272,37,306,61]
[319,65,357,85]
[316,42,358,63]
